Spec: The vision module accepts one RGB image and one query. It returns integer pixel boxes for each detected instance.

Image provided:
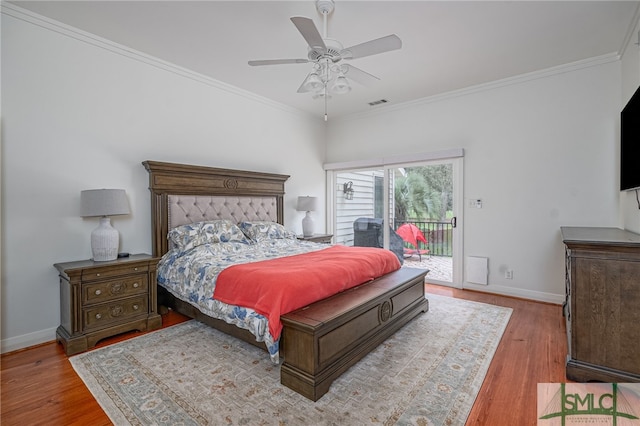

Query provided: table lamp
[296,196,318,237]
[81,189,130,261]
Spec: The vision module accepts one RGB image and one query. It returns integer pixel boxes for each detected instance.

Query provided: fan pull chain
[324,95,328,121]
[324,58,329,121]
[322,1,329,121]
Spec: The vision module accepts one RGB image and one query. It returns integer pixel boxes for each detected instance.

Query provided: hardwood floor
[427,285,569,425]
[1,285,567,425]
[0,313,189,426]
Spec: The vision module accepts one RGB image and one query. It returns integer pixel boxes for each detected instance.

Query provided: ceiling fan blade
[291,16,327,52]
[341,34,402,60]
[248,59,309,66]
[341,64,380,86]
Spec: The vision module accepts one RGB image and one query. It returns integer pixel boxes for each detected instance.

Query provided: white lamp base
[302,212,315,237]
[91,217,119,261]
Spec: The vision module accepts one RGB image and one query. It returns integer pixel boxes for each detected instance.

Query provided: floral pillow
[168,220,249,253]
[239,221,296,242]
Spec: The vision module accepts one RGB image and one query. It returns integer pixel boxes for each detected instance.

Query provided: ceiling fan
[248,0,402,120]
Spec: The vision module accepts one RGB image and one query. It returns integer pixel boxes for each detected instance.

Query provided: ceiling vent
[368,99,388,106]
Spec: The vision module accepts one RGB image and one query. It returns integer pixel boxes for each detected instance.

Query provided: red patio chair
[396,223,430,261]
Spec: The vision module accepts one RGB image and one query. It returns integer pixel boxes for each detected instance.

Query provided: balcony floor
[402,254,452,283]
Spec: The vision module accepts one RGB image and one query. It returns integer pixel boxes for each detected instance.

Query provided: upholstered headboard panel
[143,160,289,257]
[167,195,279,229]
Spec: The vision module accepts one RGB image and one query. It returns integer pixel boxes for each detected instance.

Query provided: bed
[143,160,429,401]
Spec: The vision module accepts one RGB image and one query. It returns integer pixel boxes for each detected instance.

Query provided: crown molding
[337,52,621,123]
[2,2,627,124]
[1,2,312,119]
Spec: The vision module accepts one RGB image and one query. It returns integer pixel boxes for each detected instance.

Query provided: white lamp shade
[296,196,318,212]
[81,189,130,217]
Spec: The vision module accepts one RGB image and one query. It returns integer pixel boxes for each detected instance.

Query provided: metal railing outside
[393,219,453,257]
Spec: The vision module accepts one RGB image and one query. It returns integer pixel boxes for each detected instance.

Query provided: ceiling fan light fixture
[331,74,351,94]
[247,0,402,120]
[302,72,324,92]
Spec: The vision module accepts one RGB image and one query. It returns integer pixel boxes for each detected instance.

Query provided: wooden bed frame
[143,160,429,401]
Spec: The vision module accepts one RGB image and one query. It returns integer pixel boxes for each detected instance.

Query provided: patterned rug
[70,294,512,425]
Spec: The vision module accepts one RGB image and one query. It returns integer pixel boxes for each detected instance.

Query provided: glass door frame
[325,153,464,288]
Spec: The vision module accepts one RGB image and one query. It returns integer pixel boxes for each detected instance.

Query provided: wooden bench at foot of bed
[280,267,429,401]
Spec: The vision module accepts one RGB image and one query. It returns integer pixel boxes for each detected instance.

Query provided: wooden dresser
[561,227,640,382]
[54,254,162,355]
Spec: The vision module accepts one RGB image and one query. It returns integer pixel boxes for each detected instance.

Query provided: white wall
[621,18,640,233]
[1,5,633,352]
[1,11,326,352]
[326,60,622,302]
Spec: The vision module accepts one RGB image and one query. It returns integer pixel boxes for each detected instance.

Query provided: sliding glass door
[330,157,462,287]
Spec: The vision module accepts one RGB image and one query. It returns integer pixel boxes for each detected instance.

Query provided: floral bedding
[157,221,326,364]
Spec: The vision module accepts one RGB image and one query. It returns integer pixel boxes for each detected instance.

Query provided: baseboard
[462,282,564,304]
[1,327,57,354]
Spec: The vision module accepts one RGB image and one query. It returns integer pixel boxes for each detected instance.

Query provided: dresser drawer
[83,295,148,330]
[83,275,148,305]
[81,263,149,281]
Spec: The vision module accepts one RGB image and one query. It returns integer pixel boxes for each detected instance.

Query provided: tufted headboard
[143,161,289,257]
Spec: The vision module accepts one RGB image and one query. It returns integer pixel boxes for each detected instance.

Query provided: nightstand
[297,234,333,244]
[54,254,162,355]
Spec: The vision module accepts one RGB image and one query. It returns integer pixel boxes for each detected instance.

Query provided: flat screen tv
[621,85,640,191]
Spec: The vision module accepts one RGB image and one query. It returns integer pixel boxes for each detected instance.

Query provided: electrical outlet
[505,270,513,279]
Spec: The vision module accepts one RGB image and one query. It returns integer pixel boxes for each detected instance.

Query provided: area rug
[70,294,512,425]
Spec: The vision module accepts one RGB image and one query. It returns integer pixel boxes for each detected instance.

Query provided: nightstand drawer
[83,275,148,305]
[81,263,149,281]
[83,296,148,330]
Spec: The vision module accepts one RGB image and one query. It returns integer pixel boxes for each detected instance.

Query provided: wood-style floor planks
[1,312,189,426]
[1,285,568,425]
[429,285,568,425]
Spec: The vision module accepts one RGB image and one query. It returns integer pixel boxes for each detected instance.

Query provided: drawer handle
[110,283,124,295]
[134,267,139,271]
[110,305,123,317]
[95,313,102,319]
[95,289,102,296]
[133,282,139,288]
[133,304,139,310]
[96,273,101,277]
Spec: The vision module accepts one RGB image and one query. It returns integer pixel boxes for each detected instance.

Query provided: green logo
[539,383,639,425]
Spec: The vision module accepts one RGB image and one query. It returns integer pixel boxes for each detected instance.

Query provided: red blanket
[213,245,401,340]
